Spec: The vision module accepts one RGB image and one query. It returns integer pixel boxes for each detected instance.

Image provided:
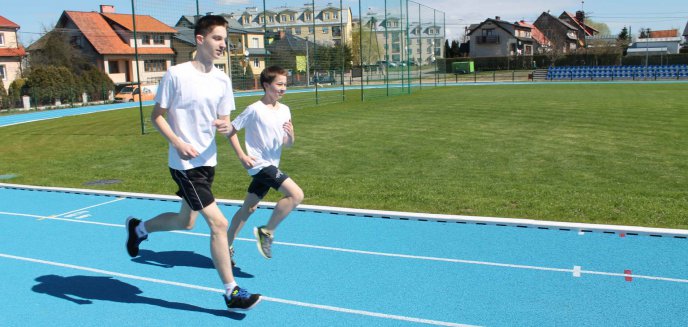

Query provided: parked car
[114,84,158,102]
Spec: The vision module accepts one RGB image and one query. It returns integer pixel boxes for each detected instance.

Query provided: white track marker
[573,266,582,278]
[0,253,478,327]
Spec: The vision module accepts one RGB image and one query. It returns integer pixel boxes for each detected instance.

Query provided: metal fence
[132,0,446,109]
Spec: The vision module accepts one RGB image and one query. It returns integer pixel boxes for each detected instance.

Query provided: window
[308,26,314,34]
[281,15,287,22]
[153,35,164,45]
[322,27,329,34]
[142,35,151,45]
[251,37,260,48]
[482,28,494,36]
[325,13,330,20]
[0,33,4,45]
[144,60,167,72]
[304,13,312,21]
[108,61,120,74]
[253,59,259,67]
[0,65,6,80]
[70,36,83,48]
[294,27,300,35]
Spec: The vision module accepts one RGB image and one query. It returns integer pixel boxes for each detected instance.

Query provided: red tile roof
[0,16,20,29]
[0,46,26,57]
[517,21,550,46]
[63,11,174,55]
[648,29,679,38]
[102,13,177,33]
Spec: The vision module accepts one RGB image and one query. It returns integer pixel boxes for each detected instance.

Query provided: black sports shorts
[169,166,215,211]
[248,165,289,199]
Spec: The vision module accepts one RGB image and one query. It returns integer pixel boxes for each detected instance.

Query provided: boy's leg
[145,201,198,233]
[126,201,198,257]
[264,178,304,233]
[253,178,303,259]
[227,192,262,245]
[198,201,234,284]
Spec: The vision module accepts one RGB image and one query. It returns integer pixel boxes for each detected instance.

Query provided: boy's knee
[292,188,304,205]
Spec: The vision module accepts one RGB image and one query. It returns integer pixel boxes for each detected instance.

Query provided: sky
[4,0,688,46]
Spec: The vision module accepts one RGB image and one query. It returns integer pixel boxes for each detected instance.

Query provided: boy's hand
[213,119,231,135]
[174,141,199,160]
[239,155,256,169]
[283,120,294,138]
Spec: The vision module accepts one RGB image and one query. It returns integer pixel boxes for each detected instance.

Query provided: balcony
[475,35,500,44]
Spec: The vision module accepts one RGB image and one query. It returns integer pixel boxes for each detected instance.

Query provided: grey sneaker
[229,244,236,267]
[125,216,147,257]
[253,226,273,259]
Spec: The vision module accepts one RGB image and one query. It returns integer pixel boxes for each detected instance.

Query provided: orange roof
[0,46,26,57]
[0,16,20,29]
[102,13,176,33]
[649,29,678,38]
[63,11,174,55]
[517,21,550,46]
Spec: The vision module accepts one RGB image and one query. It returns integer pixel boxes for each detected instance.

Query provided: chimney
[575,11,584,23]
[100,5,115,13]
[495,16,501,21]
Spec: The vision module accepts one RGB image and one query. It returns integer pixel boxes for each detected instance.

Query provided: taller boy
[124,15,261,311]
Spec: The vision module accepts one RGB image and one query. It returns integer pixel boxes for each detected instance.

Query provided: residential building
[682,21,688,44]
[468,17,534,58]
[360,10,445,66]
[28,5,176,85]
[0,16,25,91]
[533,11,580,53]
[558,11,598,47]
[627,29,682,56]
[229,4,353,47]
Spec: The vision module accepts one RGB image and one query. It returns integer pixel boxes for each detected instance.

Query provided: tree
[351,23,384,66]
[0,80,8,109]
[585,20,611,36]
[450,40,461,58]
[28,29,88,71]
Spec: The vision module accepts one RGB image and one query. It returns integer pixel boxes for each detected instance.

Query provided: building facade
[468,17,534,58]
[0,16,25,91]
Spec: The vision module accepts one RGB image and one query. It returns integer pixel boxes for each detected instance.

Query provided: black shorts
[248,165,289,199]
[169,166,216,211]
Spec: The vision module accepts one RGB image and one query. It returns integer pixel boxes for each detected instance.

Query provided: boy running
[124,15,260,311]
[223,65,304,262]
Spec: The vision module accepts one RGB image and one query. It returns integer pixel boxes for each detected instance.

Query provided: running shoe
[253,226,273,259]
[125,216,147,257]
[223,286,261,311]
[229,244,236,267]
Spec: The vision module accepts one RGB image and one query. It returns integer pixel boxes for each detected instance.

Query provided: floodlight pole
[131,0,145,135]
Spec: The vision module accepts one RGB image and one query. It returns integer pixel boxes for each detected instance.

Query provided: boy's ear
[195,34,203,45]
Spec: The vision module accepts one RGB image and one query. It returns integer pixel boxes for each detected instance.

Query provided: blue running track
[1,183,687,326]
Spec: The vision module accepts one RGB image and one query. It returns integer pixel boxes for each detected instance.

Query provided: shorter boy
[223,65,304,262]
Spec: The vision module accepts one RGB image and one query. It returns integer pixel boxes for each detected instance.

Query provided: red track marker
[624,269,633,282]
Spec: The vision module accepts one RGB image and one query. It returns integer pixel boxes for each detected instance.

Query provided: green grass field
[1,83,686,228]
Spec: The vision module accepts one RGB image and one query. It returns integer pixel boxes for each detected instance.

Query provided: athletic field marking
[2,210,687,284]
[47,197,126,220]
[0,253,477,327]
[4,183,688,238]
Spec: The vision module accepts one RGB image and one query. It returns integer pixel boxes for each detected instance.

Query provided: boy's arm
[227,133,255,169]
[151,103,199,159]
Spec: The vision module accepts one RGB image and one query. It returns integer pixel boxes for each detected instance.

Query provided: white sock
[135,222,148,238]
[225,282,238,295]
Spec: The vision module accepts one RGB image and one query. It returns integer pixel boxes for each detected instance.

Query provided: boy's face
[196,25,227,60]
[265,75,288,99]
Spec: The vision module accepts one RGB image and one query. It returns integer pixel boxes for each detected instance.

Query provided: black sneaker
[253,226,273,259]
[125,216,147,257]
[223,286,261,311]
[229,245,236,267]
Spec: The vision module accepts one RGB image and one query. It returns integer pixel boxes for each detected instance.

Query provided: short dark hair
[260,65,288,90]
[194,15,228,38]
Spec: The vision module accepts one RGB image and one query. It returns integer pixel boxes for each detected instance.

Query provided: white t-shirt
[232,100,292,176]
[155,62,236,170]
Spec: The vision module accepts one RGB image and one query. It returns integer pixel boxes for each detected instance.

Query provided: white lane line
[50,197,126,219]
[2,211,688,284]
[0,253,477,327]
[573,266,582,278]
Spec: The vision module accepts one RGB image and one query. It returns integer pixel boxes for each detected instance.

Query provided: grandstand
[546,64,688,80]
